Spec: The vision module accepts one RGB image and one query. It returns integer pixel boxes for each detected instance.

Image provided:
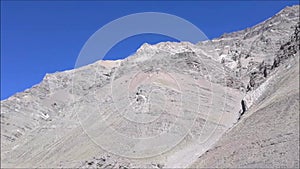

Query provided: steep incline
[191,5,300,168]
[1,37,242,168]
[1,5,299,168]
[191,53,299,168]
[198,5,299,91]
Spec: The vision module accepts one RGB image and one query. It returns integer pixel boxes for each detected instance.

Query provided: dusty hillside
[191,53,299,168]
[191,5,300,168]
[1,5,299,168]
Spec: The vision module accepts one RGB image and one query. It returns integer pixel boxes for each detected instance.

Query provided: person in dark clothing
[241,100,247,115]
[238,100,247,121]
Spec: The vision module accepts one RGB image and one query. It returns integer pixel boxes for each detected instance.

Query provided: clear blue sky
[1,1,299,100]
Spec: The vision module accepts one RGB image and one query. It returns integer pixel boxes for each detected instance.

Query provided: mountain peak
[136,41,195,55]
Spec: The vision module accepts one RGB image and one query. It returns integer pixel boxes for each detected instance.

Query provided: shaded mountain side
[190,53,299,168]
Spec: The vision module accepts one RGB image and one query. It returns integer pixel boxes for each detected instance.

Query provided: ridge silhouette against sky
[1,1,299,100]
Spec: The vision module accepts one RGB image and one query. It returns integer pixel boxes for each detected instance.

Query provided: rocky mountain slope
[191,47,299,168]
[1,5,299,168]
[190,5,300,168]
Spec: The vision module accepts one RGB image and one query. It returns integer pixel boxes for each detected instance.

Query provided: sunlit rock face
[1,5,299,168]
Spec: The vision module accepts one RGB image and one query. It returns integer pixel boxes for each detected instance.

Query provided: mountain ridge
[1,5,299,168]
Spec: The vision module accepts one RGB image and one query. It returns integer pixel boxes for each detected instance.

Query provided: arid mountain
[1,5,299,168]
[191,5,300,168]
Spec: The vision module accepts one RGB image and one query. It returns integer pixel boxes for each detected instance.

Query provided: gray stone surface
[191,51,299,168]
[1,5,299,168]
